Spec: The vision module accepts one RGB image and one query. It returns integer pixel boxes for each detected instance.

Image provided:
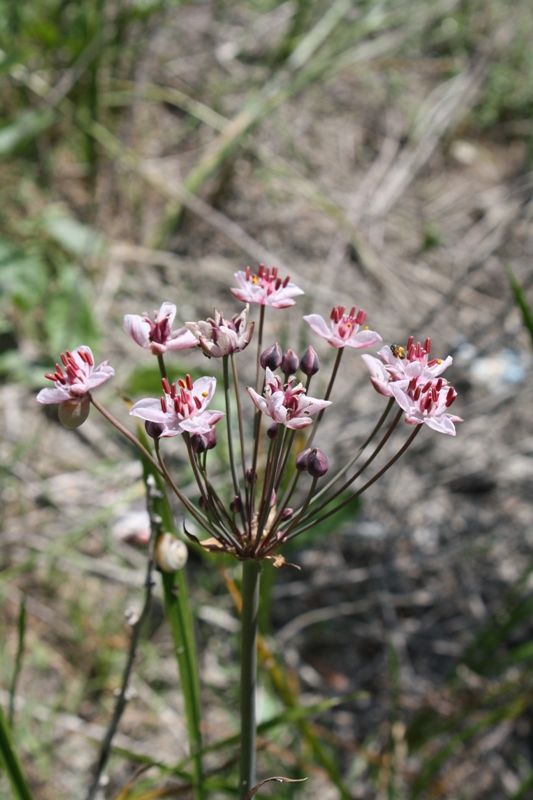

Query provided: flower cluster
[37,265,462,564]
[362,337,461,435]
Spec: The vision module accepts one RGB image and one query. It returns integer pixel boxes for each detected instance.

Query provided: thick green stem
[239,560,262,799]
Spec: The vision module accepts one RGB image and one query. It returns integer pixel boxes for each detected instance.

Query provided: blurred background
[1,0,533,797]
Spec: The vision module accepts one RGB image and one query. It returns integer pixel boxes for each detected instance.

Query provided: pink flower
[304,305,382,349]
[361,337,453,396]
[37,346,114,404]
[186,305,254,358]
[247,368,331,430]
[124,302,197,355]
[130,374,224,438]
[231,265,304,308]
[390,377,463,436]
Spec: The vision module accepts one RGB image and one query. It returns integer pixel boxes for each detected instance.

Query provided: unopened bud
[230,495,243,513]
[270,489,277,507]
[190,433,208,453]
[199,496,208,511]
[267,422,279,440]
[260,343,282,371]
[300,346,320,377]
[245,468,257,485]
[296,448,312,471]
[58,396,90,428]
[145,420,164,440]
[281,349,299,375]
[204,426,218,450]
[281,508,294,520]
[307,448,330,478]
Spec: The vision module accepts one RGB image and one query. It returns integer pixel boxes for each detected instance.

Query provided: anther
[186,374,193,391]
[162,378,171,395]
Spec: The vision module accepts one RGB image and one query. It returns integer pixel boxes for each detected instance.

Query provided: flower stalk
[239,560,262,799]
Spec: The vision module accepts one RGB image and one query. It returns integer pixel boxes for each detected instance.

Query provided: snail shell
[155,533,188,572]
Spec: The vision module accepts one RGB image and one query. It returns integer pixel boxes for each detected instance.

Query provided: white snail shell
[155,533,188,572]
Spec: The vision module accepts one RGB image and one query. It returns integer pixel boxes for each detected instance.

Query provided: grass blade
[8,595,26,729]
[137,428,204,800]
[0,704,35,800]
[508,267,533,350]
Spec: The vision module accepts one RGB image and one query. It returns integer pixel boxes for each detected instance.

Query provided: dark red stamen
[186,374,193,391]
[283,275,290,287]
[425,338,431,354]
[258,264,265,278]
[193,395,202,409]
[245,265,251,280]
[160,397,167,413]
[272,266,278,279]
[162,378,171,395]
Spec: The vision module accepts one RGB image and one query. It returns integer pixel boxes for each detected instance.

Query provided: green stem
[239,560,262,799]
[0,704,35,800]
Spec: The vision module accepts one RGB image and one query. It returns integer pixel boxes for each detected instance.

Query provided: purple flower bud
[267,422,279,440]
[281,349,299,375]
[296,448,312,471]
[300,346,320,377]
[145,419,164,440]
[204,426,218,450]
[270,489,277,507]
[246,468,257,485]
[307,448,329,477]
[230,495,243,513]
[281,508,294,520]
[260,342,282,371]
[190,433,208,453]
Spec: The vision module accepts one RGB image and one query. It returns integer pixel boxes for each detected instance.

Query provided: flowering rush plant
[36,263,462,800]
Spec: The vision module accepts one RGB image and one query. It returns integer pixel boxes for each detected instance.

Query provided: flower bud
[270,489,277,507]
[281,349,299,375]
[204,426,218,450]
[307,448,330,478]
[281,508,294,520]
[58,396,90,428]
[246,468,257,485]
[145,420,165,440]
[296,448,312,471]
[300,346,320,377]
[260,343,282,371]
[230,495,243,513]
[267,422,279,440]
[190,433,208,453]
[199,496,208,511]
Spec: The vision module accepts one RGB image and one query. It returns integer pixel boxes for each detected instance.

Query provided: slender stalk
[310,397,395,506]
[289,408,403,531]
[84,502,158,800]
[136,430,204,800]
[8,596,26,729]
[0,704,35,800]
[280,426,421,542]
[157,353,167,380]
[89,394,164,477]
[305,347,344,449]
[231,353,249,493]
[222,355,241,499]
[239,560,262,799]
